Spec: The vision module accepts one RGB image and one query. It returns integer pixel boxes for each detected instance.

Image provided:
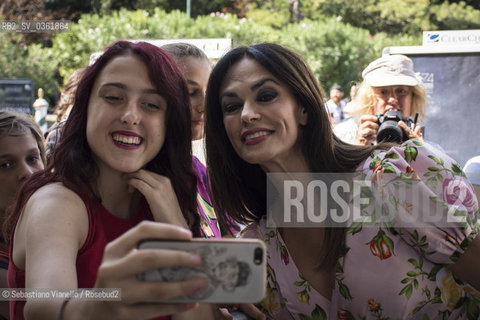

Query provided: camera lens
[376,110,409,143]
[377,123,404,143]
[254,247,263,265]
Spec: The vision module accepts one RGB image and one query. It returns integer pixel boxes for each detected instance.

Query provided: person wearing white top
[325,85,346,126]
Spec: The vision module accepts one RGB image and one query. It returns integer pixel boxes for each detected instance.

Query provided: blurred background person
[325,85,346,126]
[0,110,46,319]
[44,67,85,162]
[334,54,426,145]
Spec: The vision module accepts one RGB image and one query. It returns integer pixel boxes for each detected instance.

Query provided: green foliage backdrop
[52,8,419,95]
[2,0,479,104]
[0,32,59,104]
[1,8,419,105]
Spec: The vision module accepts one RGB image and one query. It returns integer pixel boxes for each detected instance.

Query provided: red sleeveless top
[8,196,170,320]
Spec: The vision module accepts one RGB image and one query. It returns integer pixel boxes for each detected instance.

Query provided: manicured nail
[179,227,192,237]
[189,253,202,266]
[191,278,207,293]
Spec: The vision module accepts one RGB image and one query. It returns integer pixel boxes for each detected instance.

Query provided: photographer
[334,54,426,145]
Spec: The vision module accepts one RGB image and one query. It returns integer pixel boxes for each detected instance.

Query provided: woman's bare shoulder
[24,182,88,229]
[13,183,90,269]
[29,182,82,202]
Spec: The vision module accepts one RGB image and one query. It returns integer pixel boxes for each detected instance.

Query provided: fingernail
[179,227,192,238]
[190,253,201,266]
[192,278,207,293]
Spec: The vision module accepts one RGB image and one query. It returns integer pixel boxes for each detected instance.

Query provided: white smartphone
[137,238,267,304]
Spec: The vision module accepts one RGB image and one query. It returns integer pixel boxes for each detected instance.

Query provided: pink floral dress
[243,140,480,319]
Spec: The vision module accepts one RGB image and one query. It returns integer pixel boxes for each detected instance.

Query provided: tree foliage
[299,0,480,35]
[44,0,233,18]
[1,1,479,106]
[0,32,59,103]
[50,8,418,95]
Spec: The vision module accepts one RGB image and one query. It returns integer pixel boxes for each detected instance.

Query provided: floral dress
[242,140,480,319]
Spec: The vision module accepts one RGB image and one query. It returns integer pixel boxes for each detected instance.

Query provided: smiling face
[0,134,44,214]
[220,57,308,172]
[372,85,412,117]
[86,54,168,174]
[179,56,212,141]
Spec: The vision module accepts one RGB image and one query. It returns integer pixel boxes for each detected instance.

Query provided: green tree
[44,0,234,18]
[50,8,418,95]
[273,17,417,93]
[3,2,478,108]
[430,1,480,30]
[433,0,480,10]
[0,32,59,104]
[300,0,480,35]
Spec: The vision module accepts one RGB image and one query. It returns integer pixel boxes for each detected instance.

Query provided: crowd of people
[0,40,478,320]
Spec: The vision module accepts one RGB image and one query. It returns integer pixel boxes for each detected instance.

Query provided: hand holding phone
[137,238,267,304]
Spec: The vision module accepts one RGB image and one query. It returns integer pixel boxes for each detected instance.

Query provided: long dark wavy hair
[4,40,199,238]
[205,43,386,269]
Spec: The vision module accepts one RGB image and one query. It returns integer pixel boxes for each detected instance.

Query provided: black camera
[376,110,415,143]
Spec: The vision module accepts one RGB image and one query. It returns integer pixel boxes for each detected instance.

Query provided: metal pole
[186,0,191,17]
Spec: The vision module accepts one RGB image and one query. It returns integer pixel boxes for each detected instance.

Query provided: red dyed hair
[4,41,198,238]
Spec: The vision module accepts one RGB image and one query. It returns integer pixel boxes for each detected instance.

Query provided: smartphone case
[137,238,267,304]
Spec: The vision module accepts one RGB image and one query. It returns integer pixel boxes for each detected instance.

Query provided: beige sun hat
[362,54,419,87]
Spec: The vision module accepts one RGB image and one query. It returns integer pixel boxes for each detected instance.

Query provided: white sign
[142,38,232,60]
[423,30,480,46]
[89,38,231,65]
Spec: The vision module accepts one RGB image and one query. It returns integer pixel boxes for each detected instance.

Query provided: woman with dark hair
[4,41,215,319]
[205,43,480,319]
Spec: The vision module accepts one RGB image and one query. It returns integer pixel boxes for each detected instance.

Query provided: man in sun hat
[334,54,428,145]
